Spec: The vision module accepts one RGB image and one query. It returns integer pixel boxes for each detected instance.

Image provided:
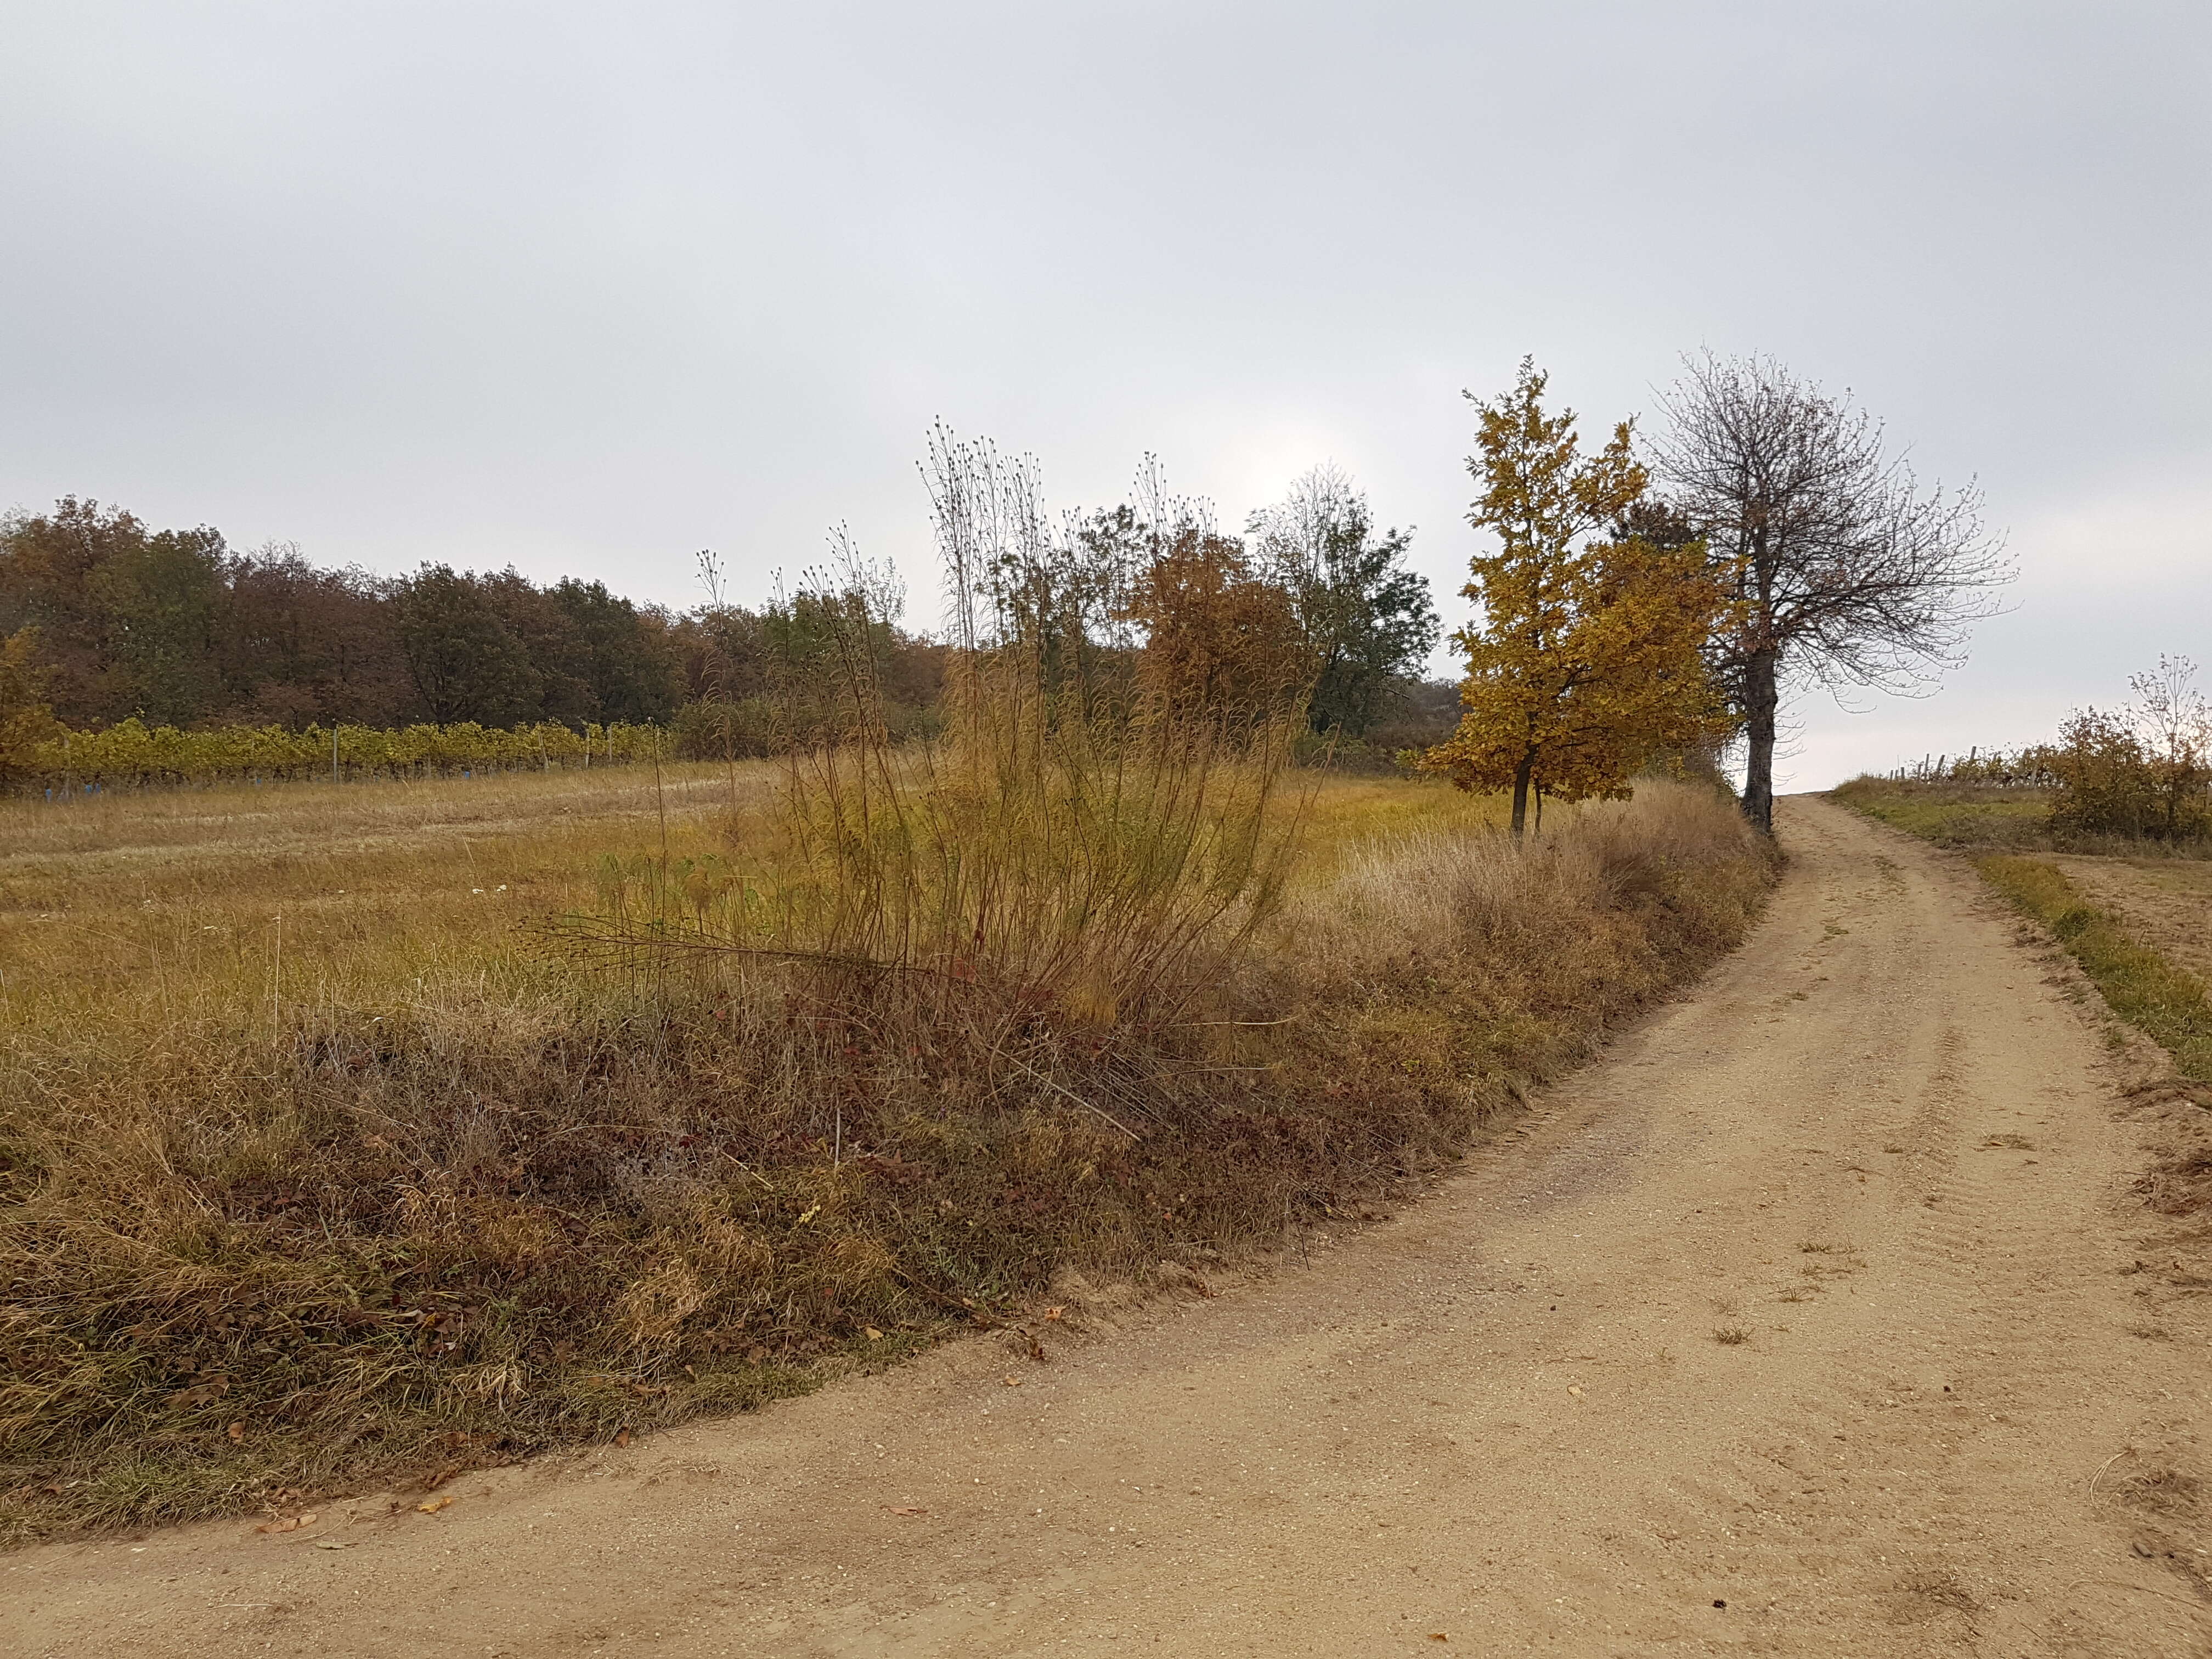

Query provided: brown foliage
[1115,527,1307,723]
[2050,658,2212,843]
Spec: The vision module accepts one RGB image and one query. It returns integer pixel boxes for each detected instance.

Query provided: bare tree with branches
[1650,352,2012,833]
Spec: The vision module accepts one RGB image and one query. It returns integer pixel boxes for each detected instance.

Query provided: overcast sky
[3,1,2205,786]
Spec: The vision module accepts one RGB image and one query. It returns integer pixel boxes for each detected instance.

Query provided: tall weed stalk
[569,430,1313,1060]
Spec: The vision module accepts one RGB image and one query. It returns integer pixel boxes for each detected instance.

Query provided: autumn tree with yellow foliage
[1424,359,1730,836]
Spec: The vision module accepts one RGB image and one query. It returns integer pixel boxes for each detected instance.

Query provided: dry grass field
[0,760,1506,1104]
[1,758,1771,1543]
[2,763,759,1036]
[0,754,1516,1134]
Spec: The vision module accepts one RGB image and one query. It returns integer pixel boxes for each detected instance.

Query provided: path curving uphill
[7,795,2207,1656]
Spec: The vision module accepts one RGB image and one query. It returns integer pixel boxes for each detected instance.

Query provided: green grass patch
[1973,854,2212,1082]
[1829,777,2052,852]
[1832,776,2212,861]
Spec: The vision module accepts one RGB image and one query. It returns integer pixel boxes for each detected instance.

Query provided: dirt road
[8,795,2208,1656]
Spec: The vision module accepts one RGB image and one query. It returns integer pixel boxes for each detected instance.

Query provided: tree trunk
[1742,646,1779,835]
[1510,748,1535,838]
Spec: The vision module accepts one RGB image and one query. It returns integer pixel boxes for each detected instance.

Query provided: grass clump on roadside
[1,441,1777,1544]
[1972,855,2212,1083]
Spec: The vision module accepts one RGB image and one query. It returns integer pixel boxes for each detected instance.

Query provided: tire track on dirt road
[7,794,2208,1656]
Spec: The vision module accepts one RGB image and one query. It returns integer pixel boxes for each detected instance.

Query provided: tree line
[0,462,1447,783]
[2,349,2008,822]
[0,499,687,731]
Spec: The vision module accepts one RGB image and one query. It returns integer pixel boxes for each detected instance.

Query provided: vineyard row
[15,718,679,793]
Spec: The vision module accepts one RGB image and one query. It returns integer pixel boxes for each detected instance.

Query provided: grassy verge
[1833,781,2212,1081]
[1828,776,2055,852]
[0,756,1771,1543]
[1971,855,2212,1082]
[1831,776,2212,861]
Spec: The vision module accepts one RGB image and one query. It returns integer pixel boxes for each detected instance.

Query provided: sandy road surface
[8,795,2209,1657]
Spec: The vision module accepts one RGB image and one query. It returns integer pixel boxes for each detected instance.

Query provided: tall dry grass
[3,436,1774,1540]
[1,754,1767,1542]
